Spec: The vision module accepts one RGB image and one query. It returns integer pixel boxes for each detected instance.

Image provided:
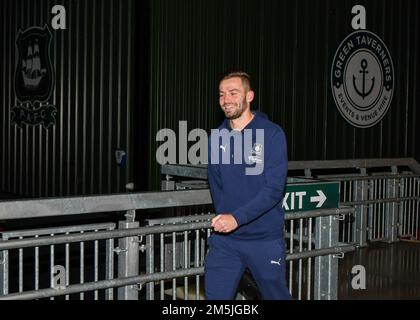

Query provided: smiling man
[204,71,291,300]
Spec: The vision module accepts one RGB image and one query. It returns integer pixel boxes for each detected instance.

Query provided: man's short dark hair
[220,71,252,91]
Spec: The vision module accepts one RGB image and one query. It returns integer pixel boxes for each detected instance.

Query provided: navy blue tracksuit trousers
[204,235,292,300]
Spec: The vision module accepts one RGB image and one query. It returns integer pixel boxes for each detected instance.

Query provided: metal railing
[162,158,420,246]
[2,158,419,300]
[0,223,115,300]
[290,159,420,245]
[142,207,355,301]
[1,189,354,300]
[316,174,420,245]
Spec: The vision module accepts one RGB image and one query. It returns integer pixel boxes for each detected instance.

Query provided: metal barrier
[0,223,115,300]
[292,159,420,245]
[144,214,212,300]
[284,208,355,300]
[0,189,354,300]
[162,158,420,246]
[143,207,355,301]
[316,174,420,245]
[3,158,419,300]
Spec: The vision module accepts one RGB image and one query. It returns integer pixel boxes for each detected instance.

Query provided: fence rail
[0,190,354,300]
[2,158,420,300]
[161,159,420,245]
[319,174,420,245]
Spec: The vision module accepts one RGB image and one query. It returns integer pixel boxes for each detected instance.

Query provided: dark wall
[0,0,149,197]
[149,0,420,189]
[1,0,419,196]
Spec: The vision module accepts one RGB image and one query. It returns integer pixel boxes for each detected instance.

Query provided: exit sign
[283,181,339,212]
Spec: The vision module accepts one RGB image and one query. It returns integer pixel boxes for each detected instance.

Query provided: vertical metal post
[80,233,85,300]
[117,210,139,300]
[314,214,339,300]
[65,237,70,300]
[19,243,24,293]
[183,231,189,300]
[35,237,39,292]
[385,172,399,243]
[172,232,177,299]
[400,177,407,237]
[94,239,99,300]
[161,174,175,190]
[0,250,8,295]
[353,170,368,247]
[146,233,154,300]
[105,237,115,300]
[160,234,165,300]
[288,220,294,296]
[195,230,200,300]
[307,217,313,300]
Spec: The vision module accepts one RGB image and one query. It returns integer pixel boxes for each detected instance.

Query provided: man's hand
[211,214,238,233]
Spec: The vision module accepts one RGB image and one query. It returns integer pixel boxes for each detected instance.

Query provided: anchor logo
[353,59,375,100]
[331,30,394,128]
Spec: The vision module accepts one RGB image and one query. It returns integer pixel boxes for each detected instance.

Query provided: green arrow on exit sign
[283,181,340,212]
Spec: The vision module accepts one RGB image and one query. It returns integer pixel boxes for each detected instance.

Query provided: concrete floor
[338,241,420,299]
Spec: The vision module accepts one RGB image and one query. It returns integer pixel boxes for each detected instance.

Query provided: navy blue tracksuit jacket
[205,111,291,300]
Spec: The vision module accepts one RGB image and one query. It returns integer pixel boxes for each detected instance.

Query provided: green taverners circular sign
[331,30,394,128]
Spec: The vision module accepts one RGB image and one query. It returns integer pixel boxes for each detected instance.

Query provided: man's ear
[247,90,255,103]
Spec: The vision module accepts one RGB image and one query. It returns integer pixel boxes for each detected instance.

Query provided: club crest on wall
[12,24,57,128]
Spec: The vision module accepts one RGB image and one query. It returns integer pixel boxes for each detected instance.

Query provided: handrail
[0,189,212,221]
[2,158,419,221]
[0,207,354,250]
[0,243,358,301]
[288,158,420,173]
[161,158,420,178]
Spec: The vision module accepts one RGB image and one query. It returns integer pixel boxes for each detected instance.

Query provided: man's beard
[222,100,247,120]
